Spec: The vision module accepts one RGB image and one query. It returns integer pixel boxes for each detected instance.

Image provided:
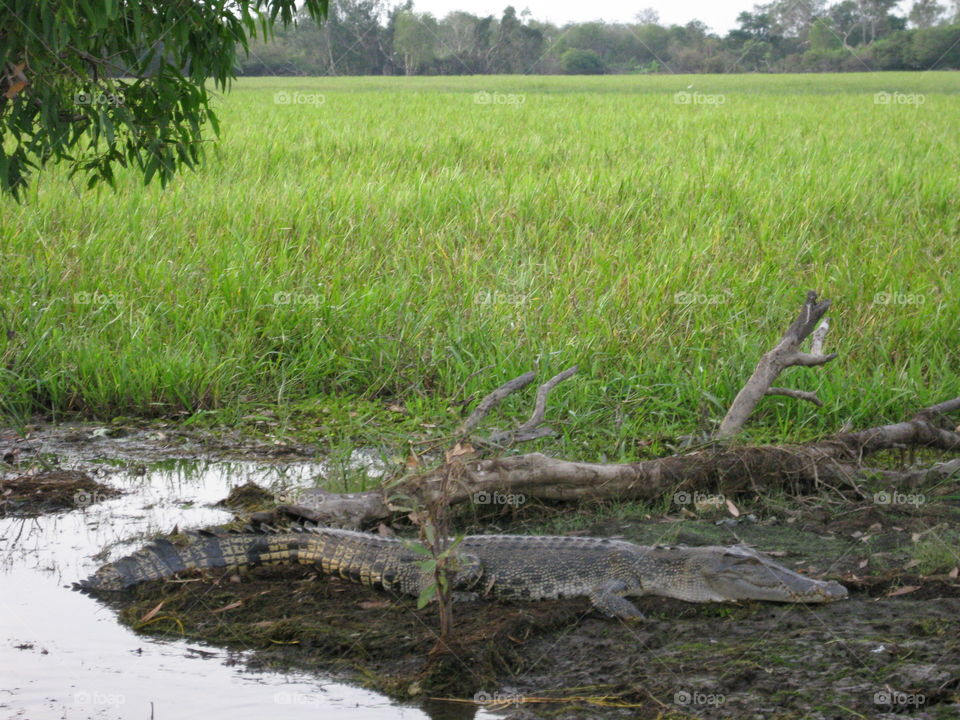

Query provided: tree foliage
[560,49,606,74]
[0,0,327,199]
[234,1,960,78]
[3,0,959,200]
[910,0,947,27]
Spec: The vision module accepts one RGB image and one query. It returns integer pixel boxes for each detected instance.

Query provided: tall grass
[2,73,958,443]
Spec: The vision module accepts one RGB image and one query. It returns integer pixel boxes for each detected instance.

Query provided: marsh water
[0,459,487,720]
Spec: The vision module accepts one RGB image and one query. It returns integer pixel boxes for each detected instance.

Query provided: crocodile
[76,526,848,619]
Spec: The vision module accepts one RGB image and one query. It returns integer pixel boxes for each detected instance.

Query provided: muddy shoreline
[3,423,960,719]
[110,563,960,719]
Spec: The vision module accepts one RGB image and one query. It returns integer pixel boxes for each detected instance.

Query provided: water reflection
[0,460,482,720]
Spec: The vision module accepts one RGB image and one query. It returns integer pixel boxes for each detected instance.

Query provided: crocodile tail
[75,531,303,592]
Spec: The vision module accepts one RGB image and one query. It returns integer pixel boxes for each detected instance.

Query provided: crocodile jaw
[696,546,849,603]
[635,545,849,604]
[707,574,849,603]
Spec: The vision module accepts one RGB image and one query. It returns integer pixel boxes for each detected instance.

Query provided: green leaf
[416,583,436,609]
[406,541,432,556]
[143,154,160,186]
[701,390,725,410]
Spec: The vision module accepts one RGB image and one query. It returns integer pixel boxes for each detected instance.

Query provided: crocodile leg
[588,579,645,619]
[452,553,483,589]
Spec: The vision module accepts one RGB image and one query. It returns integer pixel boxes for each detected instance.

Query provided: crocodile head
[697,545,848,603]
[637,545,848,604]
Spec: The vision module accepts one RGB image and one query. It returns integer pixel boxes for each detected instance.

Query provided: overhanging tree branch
[0,0,328,199]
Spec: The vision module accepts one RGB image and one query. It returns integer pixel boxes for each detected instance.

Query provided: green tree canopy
[394,10,439,75]
[560,48,606,74]
[0,0,327,199]
[909,0,946,27]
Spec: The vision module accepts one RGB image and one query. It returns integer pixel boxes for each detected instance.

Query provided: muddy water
[0,460,483,720]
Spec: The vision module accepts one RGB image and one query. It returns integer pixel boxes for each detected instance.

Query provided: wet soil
[7,422,960,718]
[0,469,120,516]
[0,421,320,467]
[108,525,960,720]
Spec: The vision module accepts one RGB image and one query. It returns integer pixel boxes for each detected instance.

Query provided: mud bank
[111,560,959,719]
[108,481,960,720]
[6,422,960,719]
[0,469,119,516]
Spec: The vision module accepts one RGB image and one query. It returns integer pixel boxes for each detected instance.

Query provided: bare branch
[863,459,960,487]
[810,319,829,356]
[455,371,536,436]
[789,351,839,367]
[718,291,837,438]
[766,387,823,406]
[486,365,579,445]
[840,418,960,454]
[785,290,832,343]
[917,396,960,418]
[273,402,960,529]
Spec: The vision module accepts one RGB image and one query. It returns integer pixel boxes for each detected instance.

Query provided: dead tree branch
[486,365,579,445]
[718,291,837,438]
[260,293,959,531]
[918,396,960,418]
[765,387,824,406]
[455,371,536,437]
[275,395,960,529]
[861,458,960,488]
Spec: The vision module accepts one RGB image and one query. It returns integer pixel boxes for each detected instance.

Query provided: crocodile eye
[722,553,766,570]
[723,547,761,561]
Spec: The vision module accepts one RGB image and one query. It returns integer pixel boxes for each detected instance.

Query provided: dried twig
[486,365,579,446]
[455,371,536,436]
[765,387,824,407]
[917,396,960,418]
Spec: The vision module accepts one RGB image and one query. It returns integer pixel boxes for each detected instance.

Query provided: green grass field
[2,73,958,452]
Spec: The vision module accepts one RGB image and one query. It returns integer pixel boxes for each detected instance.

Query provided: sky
[410,0,759,34]
[410,0,917,35]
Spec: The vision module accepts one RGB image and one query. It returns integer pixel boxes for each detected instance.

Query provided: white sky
[410,0,916,35]
[410,0,758,34]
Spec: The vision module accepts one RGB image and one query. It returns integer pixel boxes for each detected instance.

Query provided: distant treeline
[237,0,960,75]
